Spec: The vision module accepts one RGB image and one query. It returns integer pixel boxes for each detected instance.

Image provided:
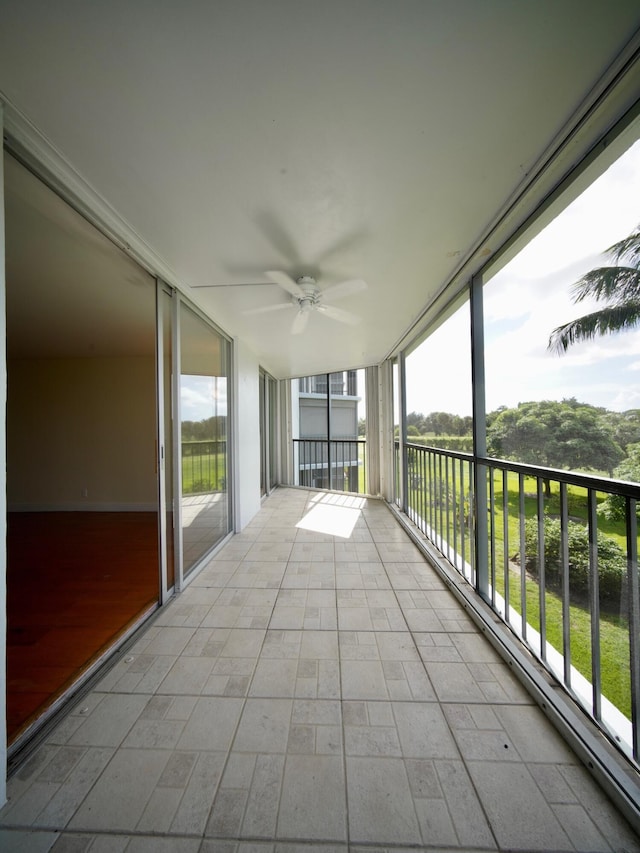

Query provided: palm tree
[548,225,640,353]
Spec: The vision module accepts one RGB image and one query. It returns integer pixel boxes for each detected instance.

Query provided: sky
[181,375,228,422]
[405,131,640,417]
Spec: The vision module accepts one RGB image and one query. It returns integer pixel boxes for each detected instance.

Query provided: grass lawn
[490,471,632,718]
[182,451,227,493]
[499,563,631,717]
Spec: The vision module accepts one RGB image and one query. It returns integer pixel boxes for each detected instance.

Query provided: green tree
[600,409,640,453]
[599,442,640,521]
[487,399,623,492]
[423,411,453,436]
[522,517,626,605]
[548,225,640,353]
[406,411,426,433]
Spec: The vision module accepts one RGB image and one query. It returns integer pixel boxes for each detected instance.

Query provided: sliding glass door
[179,303,232,575]
[260,370,278,496]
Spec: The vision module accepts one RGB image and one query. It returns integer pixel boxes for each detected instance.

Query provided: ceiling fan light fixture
[243,269,366,334]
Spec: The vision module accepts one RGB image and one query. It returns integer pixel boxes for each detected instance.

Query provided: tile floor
[1,488,639,852]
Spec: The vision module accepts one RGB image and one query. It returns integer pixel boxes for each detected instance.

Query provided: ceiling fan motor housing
[295,276,320,312]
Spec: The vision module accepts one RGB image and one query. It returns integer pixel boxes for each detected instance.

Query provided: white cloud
[181,375,228,420]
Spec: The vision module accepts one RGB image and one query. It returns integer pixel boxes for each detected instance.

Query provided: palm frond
[571,267,640,304]
[606,227,640,266]
[548,300,640,354]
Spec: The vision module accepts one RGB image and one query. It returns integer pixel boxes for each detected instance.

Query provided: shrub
[598,442,640,522]
[522,516,627,605]
[184,479,213,494]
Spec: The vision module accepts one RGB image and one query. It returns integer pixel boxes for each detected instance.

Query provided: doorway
[4,152,162,745]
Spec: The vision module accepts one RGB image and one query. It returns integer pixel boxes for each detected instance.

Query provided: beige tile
[67,695,150,748]
[0,830,60,852]
[278,755,346,840]
[176,697,243,751]
[346,757,420,845]
[466,761,572,850]
[68,749,171,831]
[234,699,293,753]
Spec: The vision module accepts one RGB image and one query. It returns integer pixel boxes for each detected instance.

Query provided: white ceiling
[1,1,640,377]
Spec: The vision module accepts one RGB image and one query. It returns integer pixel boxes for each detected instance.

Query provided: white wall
[0,104,7,807]
[234,338,261,530]
[7,356,157,510]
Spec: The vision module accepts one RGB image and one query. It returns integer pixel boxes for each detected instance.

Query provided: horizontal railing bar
[479,455,640,499]
[294,438,367,443]
[400,440,640,500]
[403,440,472,463]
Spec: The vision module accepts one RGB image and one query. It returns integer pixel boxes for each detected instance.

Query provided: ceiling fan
[246,271,367,334]
[195,270,367,335]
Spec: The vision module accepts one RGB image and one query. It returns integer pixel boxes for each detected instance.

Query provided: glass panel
[329,369,365,492]
[180,304,230,575]
[403,300,473,560]
[392,359,401,505]
[260,371,278,495]
[481,132,640,744]
[293,370,366,493]
[268,376,278,490]
[5,152,159,741]
[483,136,640,438]
[163,289,175,589]
[294,374,329,488]
[404,301,472,450]
[260,372,267,497]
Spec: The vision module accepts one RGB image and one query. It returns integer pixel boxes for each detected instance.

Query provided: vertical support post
[398,352,409,514]
[155,280,169,605]
[537,478,547,663]
[489,466,496,608]
[326,373,332,489]
[460,460,467,575]
[627,497,639,762]
[0,101,8,808]
[519,472,527,643]
[503,469,510,622]
[378,360,394,501]
[470,273,489,600]
[560,482,572,689]
[172,294,184,590]
[588,488,602,722]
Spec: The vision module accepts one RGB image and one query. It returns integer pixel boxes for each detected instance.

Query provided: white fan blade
[320,278,367,302]
[265,270,305,298]
[317,304,361,325]
[291,310,310,335]
[244,302,292,316]
[191,282,267,288]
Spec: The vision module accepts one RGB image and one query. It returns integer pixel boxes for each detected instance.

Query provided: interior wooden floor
[7,511,160,745]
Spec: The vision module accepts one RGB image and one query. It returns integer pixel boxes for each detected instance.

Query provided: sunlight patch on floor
[298,493,366,538]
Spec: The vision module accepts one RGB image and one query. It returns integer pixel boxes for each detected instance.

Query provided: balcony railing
[396,439,640,767]
[293,438,366,493]
[182,439,227,494]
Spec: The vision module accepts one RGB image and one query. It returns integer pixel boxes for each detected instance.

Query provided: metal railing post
[471,273,489,599]
[628,498,639,762]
